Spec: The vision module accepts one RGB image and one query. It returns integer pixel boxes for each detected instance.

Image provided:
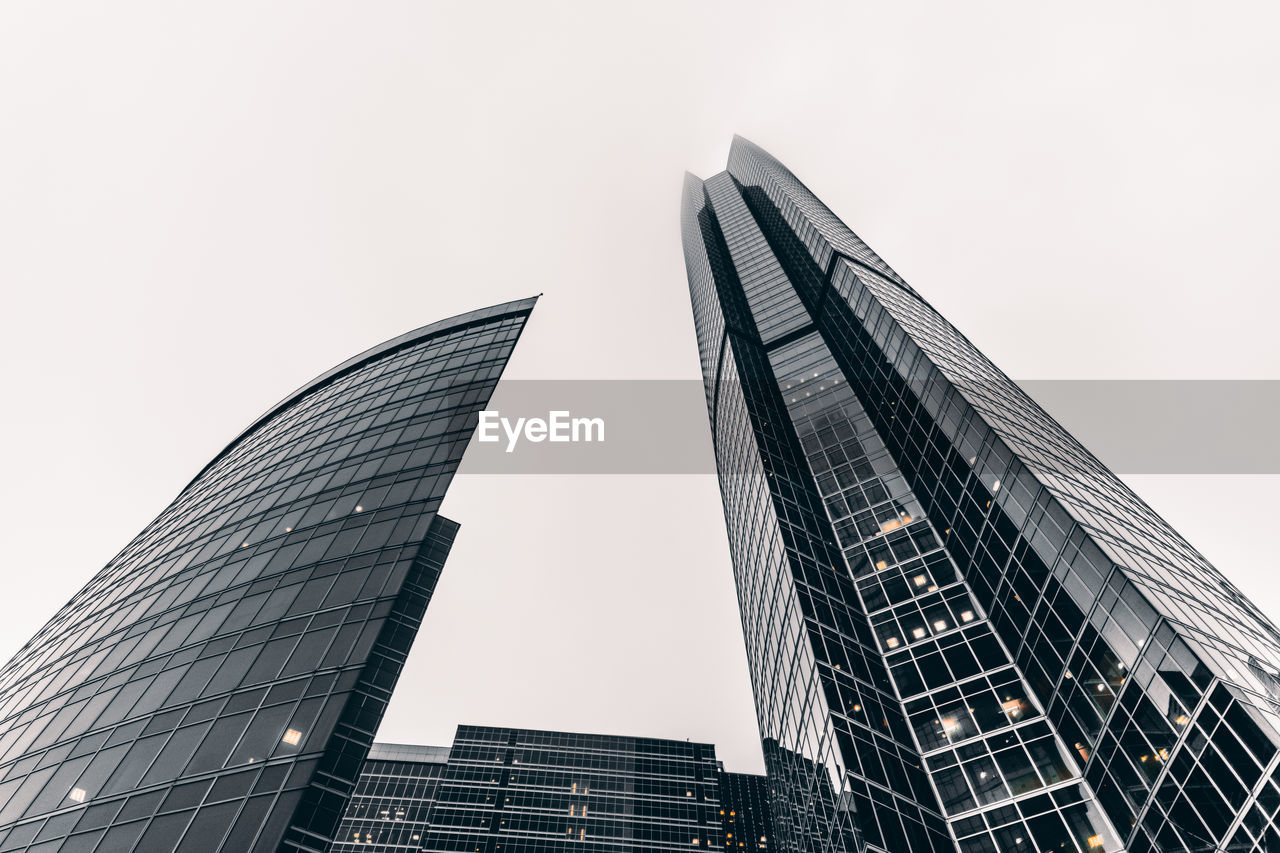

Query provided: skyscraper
[422,725,723,852]
[328,725,749,853]
[327,742,448,852]
[717,769,772,851]
[681,137,1280,853]
[0,298,536,853]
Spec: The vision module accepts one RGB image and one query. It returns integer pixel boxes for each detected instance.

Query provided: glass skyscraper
[0,298,535,853]
[422,725,722,852]
[681,136,1280,852]
[328,725,766,853]
[328,742,448,851]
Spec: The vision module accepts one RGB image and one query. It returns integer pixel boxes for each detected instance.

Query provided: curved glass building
[0,297,536,853]
[682,137,1280,852]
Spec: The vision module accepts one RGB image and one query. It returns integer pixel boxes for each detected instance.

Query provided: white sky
[1,2,1278,774]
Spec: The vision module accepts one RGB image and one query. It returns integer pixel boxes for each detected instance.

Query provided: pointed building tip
[684,169,704,183]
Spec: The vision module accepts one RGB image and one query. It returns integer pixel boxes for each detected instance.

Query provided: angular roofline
[185,295,539,491]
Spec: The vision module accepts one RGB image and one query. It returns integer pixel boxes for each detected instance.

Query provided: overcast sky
[2,2,1278,774]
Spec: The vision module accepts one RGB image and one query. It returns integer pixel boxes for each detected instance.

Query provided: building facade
[717,769,772,852]
[681,137,1280,853]
[0,298,536,853]
[328,743,448,851]
[423,725,723,852]
[329,726,766,853]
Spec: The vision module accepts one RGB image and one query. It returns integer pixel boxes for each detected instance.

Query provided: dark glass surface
[0,298,536,853]
[330,726,731,853]
[683,137,1280,851]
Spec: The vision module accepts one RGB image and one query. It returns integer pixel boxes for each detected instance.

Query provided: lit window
[356,505,363,512]
[885,637,899,649]
[933,620,947,631]
[912,627,926,639]
[1087,836,1104,848]
[282,729,303,746]
[876,560,888,571]
[1002,699,1026,719]
[960,611,974,622]
[913,575,926,586]
[880,520,901,533]
[68,788,86,803]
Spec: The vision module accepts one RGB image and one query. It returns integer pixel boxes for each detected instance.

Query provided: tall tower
[0,298,535,852]
[682,137,1280,853]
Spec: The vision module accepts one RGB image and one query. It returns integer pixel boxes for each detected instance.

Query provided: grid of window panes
[718,770,772,851]
[690,135,1280,851]
[420,725,722,852]
[767,331,1116,851]
[683,178,950,853]
[328,744,449,852]
[0,299,535,853]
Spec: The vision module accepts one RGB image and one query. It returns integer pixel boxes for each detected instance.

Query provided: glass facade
[328,743,449,851]
[718,770,772,851]
[0,298,536,853]
[423,725,723,852]
[328,727,766,853]
[682,136,1280,852]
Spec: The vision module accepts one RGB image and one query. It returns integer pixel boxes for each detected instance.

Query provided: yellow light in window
[885,637,899,649]
[1174,714,1189,726]
[852,704,861,712]
[686,791,693,796]
[940,717,960,734]
[1087,835,1104,848]
[880,520,901,533]
[282,729,303,746]
[356,505,363,512]
[286,527,292,532]
[914,575,926,586]
[1002,699,1026,719]
[876,560,888,570]
[912,627,926,639]
[934,620,947,631]
[68,788,86,803]
[961,611,974,622]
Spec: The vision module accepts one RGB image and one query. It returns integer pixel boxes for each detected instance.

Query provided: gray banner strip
[456,380,1280,475]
